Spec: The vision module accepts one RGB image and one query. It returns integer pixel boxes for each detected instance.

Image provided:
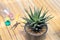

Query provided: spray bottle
[0,3,14,20]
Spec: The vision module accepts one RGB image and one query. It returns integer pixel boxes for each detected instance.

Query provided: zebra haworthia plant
[23,7,53,32]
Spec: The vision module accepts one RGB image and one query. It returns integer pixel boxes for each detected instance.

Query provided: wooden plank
[0,0,60,40]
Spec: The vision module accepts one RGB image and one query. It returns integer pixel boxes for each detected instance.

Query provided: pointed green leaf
[33,23,37,28]
[33,7,39,21]
[24,9,34,21]
[29,22,36,27]
[40,15,51,21]
[22,17,33,23]
[29,7,33,16]
[38,7,43,18]
[45,16,54,22]
[41,10,49,18]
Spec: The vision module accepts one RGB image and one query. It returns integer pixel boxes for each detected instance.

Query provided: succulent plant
[23,7,53,32]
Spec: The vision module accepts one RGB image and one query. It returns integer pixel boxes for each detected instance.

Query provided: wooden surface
[0,0,60,40]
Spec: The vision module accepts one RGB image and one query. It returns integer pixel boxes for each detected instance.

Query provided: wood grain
[0,0,60,40]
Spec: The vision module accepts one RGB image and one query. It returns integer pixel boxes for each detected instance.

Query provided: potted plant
[22,7,53,40]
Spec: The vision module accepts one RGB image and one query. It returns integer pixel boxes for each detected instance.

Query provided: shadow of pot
[25,33,46,40]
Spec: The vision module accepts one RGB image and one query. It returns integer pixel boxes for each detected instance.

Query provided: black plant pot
[24,24,48,40]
